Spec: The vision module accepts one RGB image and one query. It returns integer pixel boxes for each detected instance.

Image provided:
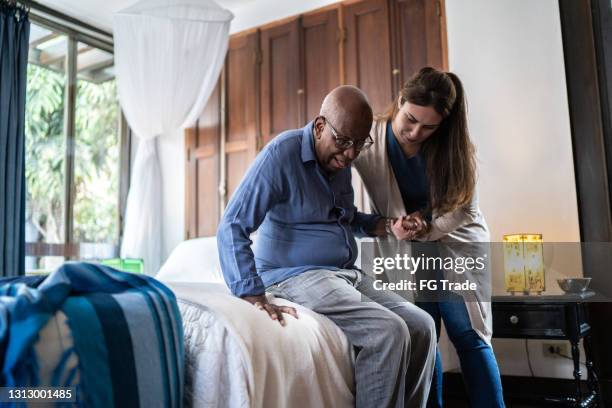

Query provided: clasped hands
[388,211,428,240]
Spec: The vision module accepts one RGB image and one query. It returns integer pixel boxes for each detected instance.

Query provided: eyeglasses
[323,117,373,151]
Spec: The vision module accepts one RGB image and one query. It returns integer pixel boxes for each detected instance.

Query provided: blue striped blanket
[0,262,184,407]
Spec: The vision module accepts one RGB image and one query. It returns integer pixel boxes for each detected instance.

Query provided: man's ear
[313,117,324,139]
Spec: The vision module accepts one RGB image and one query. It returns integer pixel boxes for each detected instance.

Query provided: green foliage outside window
[25,64,66,244]
[73,75,119,244]
[25,63,120,246]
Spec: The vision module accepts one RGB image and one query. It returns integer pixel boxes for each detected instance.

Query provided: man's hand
[242,294,298,326]
[372,214,428,240]
[387,212,428,240]
[401,211,428,238]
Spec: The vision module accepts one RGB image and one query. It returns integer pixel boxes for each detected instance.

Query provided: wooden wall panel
[391,0,446,92]
[226,151,249,202]
[343,0,393,115]
[301,7,341,124]
[260,19,301,145]
[196,145,218,236]
[185,80,221,238]
[225,32,259,205]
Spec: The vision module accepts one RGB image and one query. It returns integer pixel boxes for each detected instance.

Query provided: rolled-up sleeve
[217,146,284,297]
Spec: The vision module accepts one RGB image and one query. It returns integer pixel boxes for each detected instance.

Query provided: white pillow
[157,234,364,284]
[156,236,225,283]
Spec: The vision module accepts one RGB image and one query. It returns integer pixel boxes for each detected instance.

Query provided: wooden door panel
[225,32,259,206]
[302,7,341,124]
[226,150,249,202]
[344,0,393,115]
[423,0,444,70]
[260,19,300,145]
[185,80,221,238]
[195,145,219,236]
[391,0,446,92]
[227,33,258,147]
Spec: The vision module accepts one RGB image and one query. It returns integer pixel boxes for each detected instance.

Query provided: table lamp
[503,234,545,295]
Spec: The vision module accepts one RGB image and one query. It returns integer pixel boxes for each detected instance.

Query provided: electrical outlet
[542,343,569,358]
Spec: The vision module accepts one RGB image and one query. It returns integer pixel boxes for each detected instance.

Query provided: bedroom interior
[1,0,611,407]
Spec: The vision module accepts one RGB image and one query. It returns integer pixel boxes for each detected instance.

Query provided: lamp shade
[503,234,545,294]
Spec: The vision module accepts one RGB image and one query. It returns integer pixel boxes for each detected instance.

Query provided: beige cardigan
[354,120,493,344]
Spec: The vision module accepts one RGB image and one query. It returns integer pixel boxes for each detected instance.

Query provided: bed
[156,237,355,408]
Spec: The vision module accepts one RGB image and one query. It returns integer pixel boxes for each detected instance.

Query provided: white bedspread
[167,282,354,408]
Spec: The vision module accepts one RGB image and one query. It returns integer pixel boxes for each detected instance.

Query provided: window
[25,20,127,274]
[73,43,119,244]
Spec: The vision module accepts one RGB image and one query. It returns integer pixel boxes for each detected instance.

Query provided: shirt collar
[301,121,317,163]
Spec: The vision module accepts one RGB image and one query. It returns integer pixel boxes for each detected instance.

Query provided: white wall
[446,0,580,244]
[157,0,583,379]
[445,0,581,379]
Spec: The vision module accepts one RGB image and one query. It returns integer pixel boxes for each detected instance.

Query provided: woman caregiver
[354,67,505,408]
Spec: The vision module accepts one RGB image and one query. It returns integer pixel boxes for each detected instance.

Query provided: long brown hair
[378,67,476,215]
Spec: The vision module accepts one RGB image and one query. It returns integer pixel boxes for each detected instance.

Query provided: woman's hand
[388,212,428,240]
[389,217,415,240]
[402,211,428,238]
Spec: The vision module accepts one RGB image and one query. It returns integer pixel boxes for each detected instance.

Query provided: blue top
[386,121,430,214]
[217,122,381,297]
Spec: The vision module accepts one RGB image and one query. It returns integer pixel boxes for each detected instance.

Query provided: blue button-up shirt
[217,122,381,297]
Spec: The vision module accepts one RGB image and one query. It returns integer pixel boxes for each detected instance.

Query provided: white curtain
[113,0,232,275]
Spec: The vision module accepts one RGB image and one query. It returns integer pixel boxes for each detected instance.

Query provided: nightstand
[492,293,602,407]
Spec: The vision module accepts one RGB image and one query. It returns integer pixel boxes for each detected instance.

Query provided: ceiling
[32,0,256,82]
[38,0,257,34]
[28,0,255,83]
[31,0,337,75]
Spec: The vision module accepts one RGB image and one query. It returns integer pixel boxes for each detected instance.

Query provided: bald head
[312,86,373,173]
[320,85,373,133]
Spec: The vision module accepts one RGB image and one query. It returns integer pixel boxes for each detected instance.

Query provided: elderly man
[217,86,436,408]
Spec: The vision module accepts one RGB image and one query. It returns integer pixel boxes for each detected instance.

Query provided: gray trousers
[266,269,436,408]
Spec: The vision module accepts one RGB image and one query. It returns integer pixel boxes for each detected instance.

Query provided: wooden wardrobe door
[301,7,341,124]
[343,0,393,115]
[260,19,301,145]
[390,0,447,92]
[185,80,221,238]
[225,32,259,205]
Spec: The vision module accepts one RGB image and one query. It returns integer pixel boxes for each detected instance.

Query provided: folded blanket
[0,262,183,408]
